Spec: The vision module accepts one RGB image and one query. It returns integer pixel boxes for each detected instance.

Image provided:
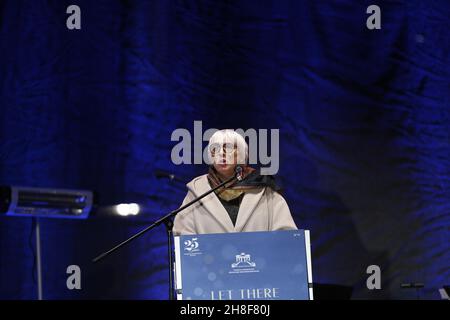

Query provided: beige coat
[173,174,298,235]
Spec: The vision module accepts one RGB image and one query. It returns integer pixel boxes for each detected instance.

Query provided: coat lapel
[189,175,236,232]
[234,187,265,232]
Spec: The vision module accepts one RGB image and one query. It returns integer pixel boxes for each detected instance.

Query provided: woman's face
[210,143,238,178]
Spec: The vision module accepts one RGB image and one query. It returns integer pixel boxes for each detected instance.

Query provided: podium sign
[174,230,313,300]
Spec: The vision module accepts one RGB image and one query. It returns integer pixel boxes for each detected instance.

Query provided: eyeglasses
[209,143,236,155]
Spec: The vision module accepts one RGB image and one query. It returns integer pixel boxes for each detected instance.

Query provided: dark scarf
[207,166,280,201]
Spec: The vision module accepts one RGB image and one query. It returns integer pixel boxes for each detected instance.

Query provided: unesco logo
[229,252,259,274]
[231,253,256,268]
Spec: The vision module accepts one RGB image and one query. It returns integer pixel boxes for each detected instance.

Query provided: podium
[174,230,313,300]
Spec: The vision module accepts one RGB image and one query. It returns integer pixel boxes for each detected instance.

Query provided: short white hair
[207,129,248,165]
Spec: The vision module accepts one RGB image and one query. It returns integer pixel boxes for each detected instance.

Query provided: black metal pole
[164,219,175,300]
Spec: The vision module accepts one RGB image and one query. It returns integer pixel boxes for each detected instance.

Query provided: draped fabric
[0,0,449,299]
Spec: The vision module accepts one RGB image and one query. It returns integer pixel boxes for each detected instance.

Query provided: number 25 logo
[184,238,199,251]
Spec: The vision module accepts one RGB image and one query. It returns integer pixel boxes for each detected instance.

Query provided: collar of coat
[186,174,266,232]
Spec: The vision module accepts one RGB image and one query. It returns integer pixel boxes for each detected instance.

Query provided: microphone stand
[92,170,241,300]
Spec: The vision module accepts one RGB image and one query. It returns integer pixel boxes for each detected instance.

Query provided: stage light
[0,185,94,300]
[115,203,140,216]
[0,186,93,219]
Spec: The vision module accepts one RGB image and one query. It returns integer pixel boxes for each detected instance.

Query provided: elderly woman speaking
[173,129,297,235]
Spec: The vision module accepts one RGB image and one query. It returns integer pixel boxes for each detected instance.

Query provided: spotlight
[115,203,140,216]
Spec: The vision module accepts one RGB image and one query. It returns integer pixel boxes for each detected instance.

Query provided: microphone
[154,170,185,183]
[235,166,244,181]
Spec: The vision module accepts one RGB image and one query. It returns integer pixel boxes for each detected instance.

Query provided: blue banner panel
[175,230,312,300]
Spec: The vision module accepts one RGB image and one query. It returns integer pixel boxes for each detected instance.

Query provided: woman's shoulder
[186,174,209,193]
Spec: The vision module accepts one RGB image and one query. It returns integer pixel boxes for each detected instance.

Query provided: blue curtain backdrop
[0,0,449,299]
